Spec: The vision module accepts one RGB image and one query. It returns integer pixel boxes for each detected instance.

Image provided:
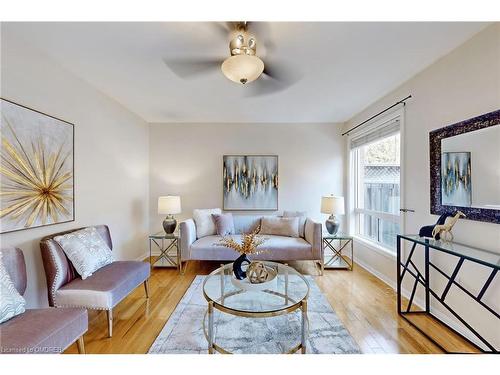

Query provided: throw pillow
[212,213,235,236]
[283,210,307,238]
[193,208,222,238]
[54,227,114,280]
[0,251,26,324]
[259,216,300,238]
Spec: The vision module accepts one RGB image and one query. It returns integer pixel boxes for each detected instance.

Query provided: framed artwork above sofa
[222,155,278,211]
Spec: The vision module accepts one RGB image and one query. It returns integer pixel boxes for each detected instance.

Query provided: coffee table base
[203,299,308,354]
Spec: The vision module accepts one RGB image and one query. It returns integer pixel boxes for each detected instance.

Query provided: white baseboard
[136,249,166,260]
[136,251,150,261]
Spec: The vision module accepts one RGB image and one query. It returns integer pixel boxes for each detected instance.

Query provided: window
[351,120,401,252]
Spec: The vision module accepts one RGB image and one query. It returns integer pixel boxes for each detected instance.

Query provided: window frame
[347,110,405,253]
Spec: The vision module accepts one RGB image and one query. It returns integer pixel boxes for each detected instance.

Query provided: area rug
[148,275,361,354]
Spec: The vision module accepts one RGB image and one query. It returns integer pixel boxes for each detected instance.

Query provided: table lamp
[321,195,345,235]
[158,196,181,234]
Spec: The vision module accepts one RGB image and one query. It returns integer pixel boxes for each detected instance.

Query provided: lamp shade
[321,196,345,215]
[221,54,264,84]
[158,196,181,215]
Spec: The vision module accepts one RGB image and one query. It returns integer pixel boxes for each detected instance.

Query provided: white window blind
[350,118,400,150]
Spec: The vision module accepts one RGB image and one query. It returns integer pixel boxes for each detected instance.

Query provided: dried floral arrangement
[217,226,268,255]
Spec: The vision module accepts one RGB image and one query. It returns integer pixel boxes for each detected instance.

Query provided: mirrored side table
[322,233,354,270]
[148,232,180,272]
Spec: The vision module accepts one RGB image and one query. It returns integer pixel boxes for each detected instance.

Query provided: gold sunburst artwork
[1,99,74,234]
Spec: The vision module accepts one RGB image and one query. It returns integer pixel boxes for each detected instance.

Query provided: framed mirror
[429,109,500,224]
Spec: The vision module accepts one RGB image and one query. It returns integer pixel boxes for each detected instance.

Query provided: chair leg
[317,260,324,276]
[144,279,150,298]
[76,336,85,354]
[107,309,113,338]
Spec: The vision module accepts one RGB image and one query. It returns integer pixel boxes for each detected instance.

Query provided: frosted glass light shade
[321,196,345,215]
[158,196,181,215]
[221,55,264,84]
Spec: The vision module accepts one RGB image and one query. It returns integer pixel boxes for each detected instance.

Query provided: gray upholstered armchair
[0,247,88,354]
[40,225,150,338]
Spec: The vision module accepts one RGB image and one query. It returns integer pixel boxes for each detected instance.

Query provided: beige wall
[149,122,345,233]
[0,30,150,307]
[343,24,500,349]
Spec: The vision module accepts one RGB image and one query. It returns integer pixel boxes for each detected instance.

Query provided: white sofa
[179,214,323,272]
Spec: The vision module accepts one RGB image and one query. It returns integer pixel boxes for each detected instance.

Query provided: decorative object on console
[0,98,74,234]
[441,152,471,207]
[223,155,278,211]
[216,226,267,280]
[158,196,181,234]
[321,195,345,235]
[418,213,451,240]
[432,211,466,242]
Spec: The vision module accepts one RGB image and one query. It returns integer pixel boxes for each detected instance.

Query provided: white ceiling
[2,22,489,123]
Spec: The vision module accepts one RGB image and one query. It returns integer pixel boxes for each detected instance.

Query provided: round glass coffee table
[202,261,310,354]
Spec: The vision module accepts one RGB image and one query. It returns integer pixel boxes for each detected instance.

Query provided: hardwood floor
[64,259,479,354]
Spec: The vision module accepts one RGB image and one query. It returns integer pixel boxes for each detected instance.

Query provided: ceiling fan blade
[244,61,301,97]
[246,22,276,54]
[243,75,283,97]
[207,22,244,39]
[263,60,302,82]
[208,22,231,40]
[163,58,221,78]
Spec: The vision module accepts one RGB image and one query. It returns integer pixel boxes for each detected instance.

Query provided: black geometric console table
[397,235,499,353]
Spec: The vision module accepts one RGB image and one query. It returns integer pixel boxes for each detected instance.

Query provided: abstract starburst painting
[0,99,74,234]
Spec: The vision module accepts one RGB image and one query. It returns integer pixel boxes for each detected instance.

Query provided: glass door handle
[399,208,415,213]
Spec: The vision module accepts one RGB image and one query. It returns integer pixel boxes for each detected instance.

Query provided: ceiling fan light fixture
[221,54,264,84]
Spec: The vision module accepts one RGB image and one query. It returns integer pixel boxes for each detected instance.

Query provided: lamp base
[325,215,340,236]
[163,215,177,234]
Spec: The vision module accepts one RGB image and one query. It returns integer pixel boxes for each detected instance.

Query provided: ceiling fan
[163,22,300,96]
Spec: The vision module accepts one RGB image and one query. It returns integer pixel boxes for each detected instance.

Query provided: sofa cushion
[283,211,307,238]
[193,208,221,238]
[259,216,300,238]
[55,261,150,309]
[212,213,235,235]
[0,307,87,354]
[54,227,114,280]
[233,215,262,234]
[0,251,26,324]
[190,235,313,261]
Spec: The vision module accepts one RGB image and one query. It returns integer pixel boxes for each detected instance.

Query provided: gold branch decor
[217,226,268,256]
[1,99,74,233]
